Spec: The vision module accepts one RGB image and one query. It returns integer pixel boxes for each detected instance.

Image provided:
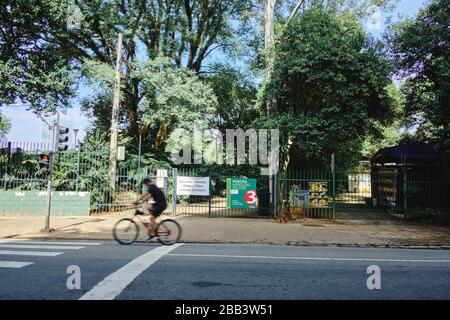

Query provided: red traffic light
[40,154,50,162]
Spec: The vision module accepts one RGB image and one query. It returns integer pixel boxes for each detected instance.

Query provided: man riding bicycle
[133,177,168,238]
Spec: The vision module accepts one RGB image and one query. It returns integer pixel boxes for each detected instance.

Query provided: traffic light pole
[44,152,53,232]
[44,117,58,232]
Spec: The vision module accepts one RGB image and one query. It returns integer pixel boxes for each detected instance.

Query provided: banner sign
[176,176,210,196]
[226,178,257,209]
[308,182,329,207]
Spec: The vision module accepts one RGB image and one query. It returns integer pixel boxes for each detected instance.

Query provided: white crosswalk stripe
[0,261,34,268]
[0,244,85,250]
[0,250,63,256]
[0,240,103,269]
[0,240,102,245]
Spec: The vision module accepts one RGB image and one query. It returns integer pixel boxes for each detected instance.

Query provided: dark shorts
[150,203,167,217]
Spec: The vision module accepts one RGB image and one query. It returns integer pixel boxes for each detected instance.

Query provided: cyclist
[133,176,167,239]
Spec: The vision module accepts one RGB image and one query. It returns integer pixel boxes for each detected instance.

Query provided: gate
[171,168,272,218]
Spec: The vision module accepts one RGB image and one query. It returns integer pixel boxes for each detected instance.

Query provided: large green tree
[387,0,449,154]
[0,0,255,143]
[0,1,75,110]
[259,6,396,170]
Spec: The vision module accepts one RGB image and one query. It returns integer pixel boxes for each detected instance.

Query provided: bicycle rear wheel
[156,219,182,245]
[113,218,139,245]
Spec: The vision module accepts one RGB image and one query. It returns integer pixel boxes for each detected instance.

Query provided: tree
[0,0,255,141]
[0,113,11,137]
[0,0,76,111]
[206,67,258,131]
[361,84,404,158]
[387,0,449,155]
[259,6,395,171]
[261,0,398,113]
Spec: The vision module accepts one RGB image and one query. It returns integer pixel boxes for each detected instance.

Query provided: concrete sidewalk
[1,214,450,248]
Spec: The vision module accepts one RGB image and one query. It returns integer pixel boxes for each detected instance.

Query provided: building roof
[371,142,449,165]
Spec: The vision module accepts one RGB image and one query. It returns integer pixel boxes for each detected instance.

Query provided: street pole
[109,32,123,191]
[52,113,60,152]
[73,128,79,148]
[44,152,53,232]
[44,119,58,232]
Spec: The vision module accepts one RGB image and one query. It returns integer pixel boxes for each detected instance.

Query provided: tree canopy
[259,6,396,170]
[387,0,449,153]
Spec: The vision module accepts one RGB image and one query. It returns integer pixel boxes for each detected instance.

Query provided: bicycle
[113,207,182,245]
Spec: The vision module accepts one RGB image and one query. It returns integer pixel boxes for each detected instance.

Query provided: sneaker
[145,236,159,243]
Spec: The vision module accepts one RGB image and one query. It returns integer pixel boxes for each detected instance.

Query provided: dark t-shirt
[147,184,167,207]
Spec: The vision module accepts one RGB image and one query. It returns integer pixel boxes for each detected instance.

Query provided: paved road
[0,240,449,300]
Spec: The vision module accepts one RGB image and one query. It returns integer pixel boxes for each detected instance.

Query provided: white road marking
[0,244,84,250]
[0,250,63,257]
[80,244,184,300]
[166,253,450,263]
[0,240,102,245]
[0,261,34,268]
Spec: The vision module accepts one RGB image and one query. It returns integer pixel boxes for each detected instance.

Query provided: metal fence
[173,168,272,218]
[279,168,450,219]
[1,145,449,219]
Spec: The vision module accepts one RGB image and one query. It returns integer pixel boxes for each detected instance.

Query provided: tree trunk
[264,0,276,115]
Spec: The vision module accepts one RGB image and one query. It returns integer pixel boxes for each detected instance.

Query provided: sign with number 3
[227,178,258,209]
[244,190,257,205]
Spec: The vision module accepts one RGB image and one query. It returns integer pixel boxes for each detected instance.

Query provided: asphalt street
[0,240,449,300]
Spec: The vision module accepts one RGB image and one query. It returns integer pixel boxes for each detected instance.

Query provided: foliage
[0,113,11,136]
[259,6,395,170]
[0,0,76,111]
[137,57,218,132]
[205,67,259,131]
[361,85,404,157]
[0,0,255,140]
[387,0,449,153]
[51,131,113,210]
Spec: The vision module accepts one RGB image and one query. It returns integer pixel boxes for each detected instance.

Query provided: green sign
[226,178,257,209]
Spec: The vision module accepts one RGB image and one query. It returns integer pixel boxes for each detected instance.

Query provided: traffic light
[39,153,51,173]
[57,126,70,151]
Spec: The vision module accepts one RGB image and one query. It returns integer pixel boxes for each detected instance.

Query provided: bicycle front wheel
[113,218,139,245]
[156,219,182,245]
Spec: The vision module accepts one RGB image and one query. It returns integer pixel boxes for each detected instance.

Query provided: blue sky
[1,0,429,144]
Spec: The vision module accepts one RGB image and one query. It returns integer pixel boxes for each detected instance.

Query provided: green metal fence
[172,168,271,218]
[276,170,335,219]
[1,146,449,219]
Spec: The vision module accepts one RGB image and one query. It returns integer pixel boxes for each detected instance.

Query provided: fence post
[272,173,278,218]
[403,166,408,217]
[172,168,177,216]
[208,169,212,218]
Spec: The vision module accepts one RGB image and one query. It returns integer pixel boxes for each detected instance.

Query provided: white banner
[176,176,210,196]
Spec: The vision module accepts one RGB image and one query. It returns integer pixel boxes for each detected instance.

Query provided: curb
[4,235,450,250]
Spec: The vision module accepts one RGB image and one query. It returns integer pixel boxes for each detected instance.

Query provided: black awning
[371,142,448,165]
